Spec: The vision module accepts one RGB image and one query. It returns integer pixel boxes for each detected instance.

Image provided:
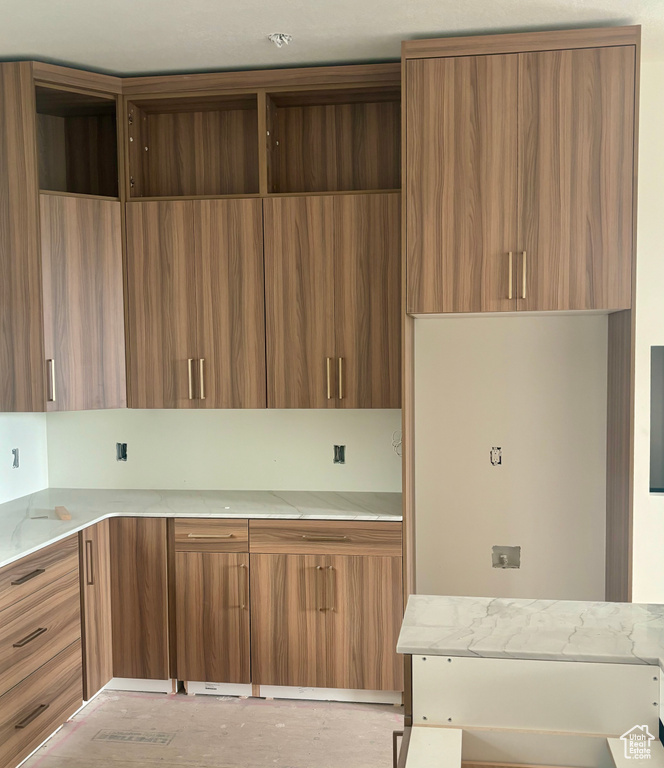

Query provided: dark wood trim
[32,61,122,94]
[402,25,640,59]
[121,62,401,97]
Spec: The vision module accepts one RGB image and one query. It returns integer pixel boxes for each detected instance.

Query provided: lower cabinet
[80,518,113,700]
[251,553,404,691]
[174,552,250,684]
[109,517,170,680]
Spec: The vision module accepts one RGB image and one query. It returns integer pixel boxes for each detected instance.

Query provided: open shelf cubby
[36,85,119,198]
[127,95,260,198]
[266,87,401,194]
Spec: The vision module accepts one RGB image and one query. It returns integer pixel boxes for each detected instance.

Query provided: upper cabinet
[404,28,639,314]
[126,198,266,409]
[265,193,401,409]
[0,62,125,412]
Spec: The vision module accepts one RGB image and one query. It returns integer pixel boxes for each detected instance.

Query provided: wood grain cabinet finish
[0,63,45,412]
[80,519,113,700]
[250,552,403,690]
[405,43,636,314]
[109,517,170,680]
[265,193,401,408]
[175,552,250,684]
[40,193,126,410]
[0,536,78,614]
[0,568,80,699]
[405,54,519,314]
[126,199,266,408]
[174,518,249,553]
[0,640,82,768]
[518,46,635,311]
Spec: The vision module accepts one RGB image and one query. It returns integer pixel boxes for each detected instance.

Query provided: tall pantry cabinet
[402,27,640,601]
[0,62,126,412]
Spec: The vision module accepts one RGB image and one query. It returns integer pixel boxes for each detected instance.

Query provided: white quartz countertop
[0,488,402,569]
[397,594,664,670]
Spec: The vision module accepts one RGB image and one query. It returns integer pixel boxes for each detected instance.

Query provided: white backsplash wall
[0,414,49,504]
[46,409,402,492]
[414,314,608,602]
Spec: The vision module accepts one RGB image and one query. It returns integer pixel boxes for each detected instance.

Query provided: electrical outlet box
[492,545,520,569]
[116,442,128,462]
[334,445,346,464]
[11,448,19,469]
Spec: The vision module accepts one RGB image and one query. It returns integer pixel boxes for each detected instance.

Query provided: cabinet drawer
[0,569,81,698]
[0,639,82,768]
[0,536,78,613]
[249,521,403,555]
[174,519,249,552]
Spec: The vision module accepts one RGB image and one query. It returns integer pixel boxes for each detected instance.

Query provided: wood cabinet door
[109,517,169,680]
[518,46,635,311]
[126,201,198,408]
[175,552,250,684]
[195,199,266,408]
[40,194,126,411]
[334,193,401,408]
[325,555,403,691]
[0,63,44,412]
[80,519,113,700]
[264,197,336,408]
[405,55,519,314]
[250,554,327,687]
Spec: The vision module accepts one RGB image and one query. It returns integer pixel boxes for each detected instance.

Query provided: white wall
[414,314,607,601]
[0,414,49,504]
[632,61,664,603]
[46,409,402,492]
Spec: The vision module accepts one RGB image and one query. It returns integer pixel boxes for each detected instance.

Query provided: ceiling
[1,0,663,76]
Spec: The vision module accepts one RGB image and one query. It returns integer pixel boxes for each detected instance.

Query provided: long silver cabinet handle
[47,359,55,402]
[199,359,206,400]
[187,359,194,400]
[508,252,513,300]
[522,251,527,300]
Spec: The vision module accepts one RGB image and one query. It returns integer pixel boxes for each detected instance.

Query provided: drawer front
[0,569,81,698]
[0,639,82,768]
[174,519,249,552]
[0,536,79,613]
[249,521,403,555]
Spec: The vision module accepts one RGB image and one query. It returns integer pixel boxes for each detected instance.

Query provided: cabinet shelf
[36,85,119,198]
[127,94,260,198]
[266,87,401,194]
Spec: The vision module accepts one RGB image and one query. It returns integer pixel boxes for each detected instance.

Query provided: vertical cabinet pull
[239,562,248,609]
[338,358,344,400]
[315,564,325,611]
[326,565,335,611]
[85,539,94,586]
[47,359,56,402]
[508,252,513,300]
[199,359,206,400]
[187,359,194,400]
[521,251,527,300]
[326,358,332,400]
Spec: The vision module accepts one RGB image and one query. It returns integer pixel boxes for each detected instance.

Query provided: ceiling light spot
[268,33,293,48]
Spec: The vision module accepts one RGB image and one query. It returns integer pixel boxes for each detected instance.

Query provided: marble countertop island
[398,594,664,671]
[0,488,402,569]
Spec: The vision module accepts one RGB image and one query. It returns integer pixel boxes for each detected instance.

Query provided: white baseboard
[184,680,401,704]
[105,678,174,694]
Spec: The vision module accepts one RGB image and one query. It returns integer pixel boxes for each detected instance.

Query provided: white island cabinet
[396,595,664,768]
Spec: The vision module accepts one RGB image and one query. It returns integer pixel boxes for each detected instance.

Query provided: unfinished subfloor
[22,691,404,768]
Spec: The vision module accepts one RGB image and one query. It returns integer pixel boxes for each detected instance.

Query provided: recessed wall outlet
[492,545,520,569]
[490,447,502,466]
[334,445,346,464]
[11,448,19,469]
[116,442,128,462]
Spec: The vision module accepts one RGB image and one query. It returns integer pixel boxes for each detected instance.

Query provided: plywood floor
[23,691,404,768]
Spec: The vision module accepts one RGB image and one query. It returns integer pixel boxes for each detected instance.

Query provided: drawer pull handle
[301,535,348,542]
[186,533,234,539]
[13,627,48,648]
[11,568,45,586]
[15,703,49,729]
